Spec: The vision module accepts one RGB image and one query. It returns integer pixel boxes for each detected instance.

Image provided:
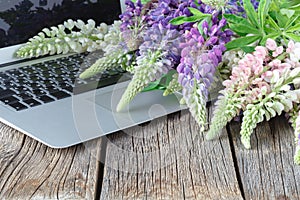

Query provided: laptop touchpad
[92,87,178,112]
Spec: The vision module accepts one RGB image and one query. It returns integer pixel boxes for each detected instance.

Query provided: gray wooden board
[101,108,243,200]
[229,116,300,200]
[0,122,102,200]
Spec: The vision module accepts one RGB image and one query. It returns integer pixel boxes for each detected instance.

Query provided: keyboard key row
[0,52,127,111]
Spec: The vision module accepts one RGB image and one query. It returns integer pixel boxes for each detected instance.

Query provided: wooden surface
[0,105,299,199]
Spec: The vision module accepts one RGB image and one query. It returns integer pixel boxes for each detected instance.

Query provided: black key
[15,77,31,85]
[50,91,70,99]
[47,63,62,69]
[0,72,9,80]
[28,75,45,82]
[0,89,16,98]
[20,67,38,75]
[16,92,34,101]
[31,89,47,96]
[6,70,23,77]
[26,82,44,89]
[2,80,19,89]
[64,63,80,70]
[35,65,49,72]
[45,86,60,93]
[32,89,47,96]
[60,59,75,66]
[36,95,55,103]
[8,102,28,111]
[38,71,56,79]
[23,99,41,107]
[42,80,57,87]
[0,96,19,104]
[50,68,66,75]
[58,83,73,91]
[12,86,30,93]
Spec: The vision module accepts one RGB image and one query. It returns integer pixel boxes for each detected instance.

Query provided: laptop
[0,0,184,148]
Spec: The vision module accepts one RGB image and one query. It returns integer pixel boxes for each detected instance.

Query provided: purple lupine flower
[139,23,183,69]
[148,0,214,32]
[177,16,231,100]
[120,0,145,32]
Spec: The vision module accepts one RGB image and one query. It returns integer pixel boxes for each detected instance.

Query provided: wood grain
[101,107,243,200]
[229,115,300,200]
[0,122,103,200]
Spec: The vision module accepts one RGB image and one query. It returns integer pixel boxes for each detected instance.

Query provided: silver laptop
[0,0,184,148]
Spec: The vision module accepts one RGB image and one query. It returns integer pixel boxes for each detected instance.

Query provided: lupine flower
[208,39,300,149]
[177,12,231,130]
[117,24,183,111]
[16,19,110,58]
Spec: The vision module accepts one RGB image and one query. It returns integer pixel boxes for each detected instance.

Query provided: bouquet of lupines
[15,0,300,164]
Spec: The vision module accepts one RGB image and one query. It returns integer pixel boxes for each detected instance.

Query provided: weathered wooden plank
[0,122,103,200]
[229,115,300,200]
[101,108,243,199]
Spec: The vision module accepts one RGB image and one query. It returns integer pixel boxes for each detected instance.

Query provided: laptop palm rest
[90,87,185,129]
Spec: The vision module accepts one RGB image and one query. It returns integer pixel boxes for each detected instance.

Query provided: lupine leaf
[266,16,281,31]
[287,23,300,32]
[170,14,210,25]
[243,0,259,27]
[229,23,261,35]
[223,14,251,25]
[225,35,260,50]
[258,0,271,29]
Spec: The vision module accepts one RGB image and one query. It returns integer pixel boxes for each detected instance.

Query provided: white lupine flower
[16,19,114,58]
[98,23,108,33]
[42,28,51,36]
[50,26,59,34]
[64,19,75,30]
[75,20,85,29]
[290,42,300,62]
[38,32,45,38]
[96,33,104,39]
[58,24,65,32]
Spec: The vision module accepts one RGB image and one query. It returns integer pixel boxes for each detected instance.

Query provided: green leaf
[290,3,300,11]
[188,7,210,17]
[260,32,281,45]
[223,14,251,25]
[287,23,300,32]
[285,33,300,41]
[142,70,177,92]
[280,8,295,18]
[285,15,300,29]
[243,0,259,27]
[197,17,211,36]
[275,12,289,27]
[241,46,255,53]
[229,23,261,35]
[142,81,161,92]
[170,15,206,25]
[225,35,260,51]
[258,0,271,29]
[266,16,281,31]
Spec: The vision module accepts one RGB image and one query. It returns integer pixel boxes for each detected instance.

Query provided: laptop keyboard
[0,53,129,111]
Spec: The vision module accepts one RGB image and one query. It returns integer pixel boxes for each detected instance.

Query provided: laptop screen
[0,0,121,48]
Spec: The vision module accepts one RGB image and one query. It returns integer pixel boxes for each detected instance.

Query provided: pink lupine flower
[254,46,268,58]
[286,40,295,53]
[269,59,281,68]
[266,38,277,51]
[272,46,283,57]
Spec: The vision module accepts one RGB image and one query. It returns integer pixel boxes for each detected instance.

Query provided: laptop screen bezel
[0,0,126,66]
